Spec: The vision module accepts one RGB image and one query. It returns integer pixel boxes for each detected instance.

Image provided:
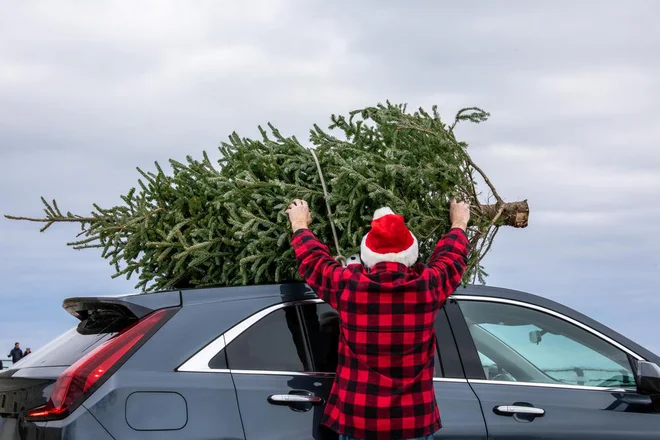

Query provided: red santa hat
[361,207,419,268]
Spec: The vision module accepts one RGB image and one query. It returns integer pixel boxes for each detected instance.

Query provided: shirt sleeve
[291,229,348,310]
[426,228,471,303]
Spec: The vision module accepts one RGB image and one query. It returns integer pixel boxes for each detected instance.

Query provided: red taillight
[27,307,176,421]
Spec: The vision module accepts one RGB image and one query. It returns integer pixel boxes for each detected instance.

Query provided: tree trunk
[480,200,529,228]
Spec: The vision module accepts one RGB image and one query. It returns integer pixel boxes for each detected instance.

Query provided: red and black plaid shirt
[291,228,470,440]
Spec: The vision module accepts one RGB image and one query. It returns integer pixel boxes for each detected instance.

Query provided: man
[8,342,23,364]
[287,199,470,440]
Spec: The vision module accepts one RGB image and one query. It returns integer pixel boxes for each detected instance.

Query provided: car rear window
[12,327,116,369]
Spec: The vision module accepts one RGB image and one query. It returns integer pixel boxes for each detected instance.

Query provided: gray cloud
[1,1,659,355]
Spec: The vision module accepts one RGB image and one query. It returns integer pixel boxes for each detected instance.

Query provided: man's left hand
[286,199,312,232]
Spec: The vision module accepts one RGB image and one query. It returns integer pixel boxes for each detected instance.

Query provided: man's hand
[286,199,312,232]
[450,199,470,231]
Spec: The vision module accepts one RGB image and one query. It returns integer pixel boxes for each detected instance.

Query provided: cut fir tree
[5,103,529,292]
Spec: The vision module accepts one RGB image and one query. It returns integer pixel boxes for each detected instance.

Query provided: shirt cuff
[449,227,468,238]
[292,228,311,238]
[291,228,313,246]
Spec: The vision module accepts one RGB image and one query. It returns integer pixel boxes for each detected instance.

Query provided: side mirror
[636,360,660,396]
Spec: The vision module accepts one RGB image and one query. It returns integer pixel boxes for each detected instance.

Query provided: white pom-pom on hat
[372,207,394,220]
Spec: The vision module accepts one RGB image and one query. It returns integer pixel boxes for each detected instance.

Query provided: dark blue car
[1,284,659,439]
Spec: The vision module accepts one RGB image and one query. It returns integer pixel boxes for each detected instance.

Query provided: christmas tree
[6,102,529,292]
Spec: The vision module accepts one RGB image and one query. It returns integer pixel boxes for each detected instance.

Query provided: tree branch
[4,215,100,223]
[463,152,503,204]
[479,226,499,260]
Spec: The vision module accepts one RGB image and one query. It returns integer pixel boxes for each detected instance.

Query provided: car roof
[107,282,547,307]
[177,282,544,304]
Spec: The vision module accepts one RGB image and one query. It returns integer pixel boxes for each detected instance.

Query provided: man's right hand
[450,199,470,231]
[286,199,312,232]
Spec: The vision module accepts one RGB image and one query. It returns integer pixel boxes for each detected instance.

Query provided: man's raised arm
[287,199,347,309]
[426,199,471,301]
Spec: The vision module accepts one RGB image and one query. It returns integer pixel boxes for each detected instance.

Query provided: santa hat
[360,207,419,268]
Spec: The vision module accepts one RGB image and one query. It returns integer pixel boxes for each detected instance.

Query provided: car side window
[299,303,339,373]
[477,350,516,381]
[459,300,636,390]
[222,301,447,376]
[225,306,311,372]
[299,302,445,377]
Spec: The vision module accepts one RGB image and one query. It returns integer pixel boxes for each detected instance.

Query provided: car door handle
[268,394,323,405]
[495,405,545,416]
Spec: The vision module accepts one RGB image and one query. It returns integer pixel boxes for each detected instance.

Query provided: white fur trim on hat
[360,233,419,269]
[372,207,394,220]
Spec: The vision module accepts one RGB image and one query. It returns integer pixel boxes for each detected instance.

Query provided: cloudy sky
[1,1,658,359]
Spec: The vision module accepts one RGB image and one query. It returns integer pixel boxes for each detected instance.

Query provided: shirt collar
[368,261,410,274]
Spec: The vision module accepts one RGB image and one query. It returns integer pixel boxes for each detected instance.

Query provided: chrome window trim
[177,334,228,372]
[455,295,644,361]
[433,377,468,383]
[183,367,466,383]
[468,379,629,393]
[177,298,323,372]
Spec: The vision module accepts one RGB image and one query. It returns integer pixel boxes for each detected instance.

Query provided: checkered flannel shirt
[291,227,470,440]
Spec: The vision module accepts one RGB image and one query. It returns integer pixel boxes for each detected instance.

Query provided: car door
[221,297,486,439]
[223,299,331,439]
[446,296,660,439]
[428,305,488,439]
[295,301,487,440]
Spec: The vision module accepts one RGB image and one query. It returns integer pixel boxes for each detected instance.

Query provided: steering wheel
[491,371,516,382]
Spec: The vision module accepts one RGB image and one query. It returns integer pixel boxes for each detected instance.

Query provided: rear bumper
[0,406,115,440]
